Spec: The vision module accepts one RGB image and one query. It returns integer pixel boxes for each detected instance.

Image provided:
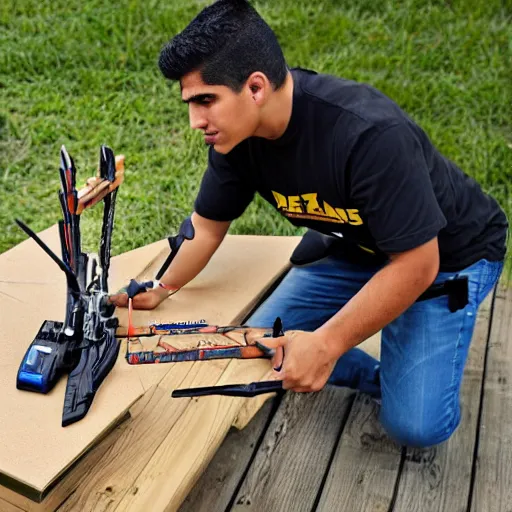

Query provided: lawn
[0,0,510,276]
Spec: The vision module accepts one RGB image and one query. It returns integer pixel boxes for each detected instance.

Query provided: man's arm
[110,212,231,309]
[265,237,440,392]
[316,236,439,358]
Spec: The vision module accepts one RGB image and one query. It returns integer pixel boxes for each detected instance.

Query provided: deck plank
[113,360,272,511]
[57,358,270,512]
[317,394,402,512]
[179,399,276,512]
[392,293,493,512]
[55,363,205,511]
[0,498,25,512]
[230,387,354,512]
[471,283,512,512]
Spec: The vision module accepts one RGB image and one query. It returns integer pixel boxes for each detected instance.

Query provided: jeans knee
[380,408,460,448]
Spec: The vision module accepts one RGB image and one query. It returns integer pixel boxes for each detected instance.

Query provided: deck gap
[466,284,498,512]
[223,392,285,512]
[386,445,407,512]
[309,390,357,512]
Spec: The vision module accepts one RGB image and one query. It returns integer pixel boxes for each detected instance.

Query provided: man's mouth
[204,132,218,145]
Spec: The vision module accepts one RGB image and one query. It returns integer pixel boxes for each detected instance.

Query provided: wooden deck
[181,281,512,512]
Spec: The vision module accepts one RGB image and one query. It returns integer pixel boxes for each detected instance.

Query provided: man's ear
[245,72,270,105]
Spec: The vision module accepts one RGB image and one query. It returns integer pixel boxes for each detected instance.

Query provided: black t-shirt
[195,68,508,271]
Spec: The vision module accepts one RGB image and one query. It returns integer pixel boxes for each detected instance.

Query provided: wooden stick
[76,155,125,214]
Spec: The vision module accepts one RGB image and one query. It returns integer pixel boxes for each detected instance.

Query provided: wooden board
[231,387,355,512]
[392,293,493,511]
[0,412,133,512]
[54,358,272,511]
[0,498,24,512]
[471,283,512,511]
[0,229,299,510]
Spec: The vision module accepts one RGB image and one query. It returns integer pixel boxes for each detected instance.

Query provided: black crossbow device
[16,145,120,427]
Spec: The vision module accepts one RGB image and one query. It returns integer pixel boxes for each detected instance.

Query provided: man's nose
[189,106,208,131]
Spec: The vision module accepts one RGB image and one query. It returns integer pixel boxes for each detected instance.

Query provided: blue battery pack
[16,320,68,394]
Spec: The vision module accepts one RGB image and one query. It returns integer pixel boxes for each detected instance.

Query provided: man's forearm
[158,212,231,290]
[316,240,440,359]
[110,212,231,309]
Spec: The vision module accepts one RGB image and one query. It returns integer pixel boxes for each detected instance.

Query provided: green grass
[1,0,511,278]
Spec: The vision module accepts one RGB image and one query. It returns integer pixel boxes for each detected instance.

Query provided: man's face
[181,70,259,154]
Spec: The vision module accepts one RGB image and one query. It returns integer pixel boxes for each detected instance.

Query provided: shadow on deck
[181,282,512,512]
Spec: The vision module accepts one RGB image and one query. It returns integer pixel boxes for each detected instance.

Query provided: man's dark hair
[158,0,288,92]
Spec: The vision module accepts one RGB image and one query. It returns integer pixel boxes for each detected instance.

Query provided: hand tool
[254,316,286,371]
[172,380,284,398]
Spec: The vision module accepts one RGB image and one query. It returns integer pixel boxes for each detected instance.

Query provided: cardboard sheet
[0,226,299,499]
[0,226,152,494]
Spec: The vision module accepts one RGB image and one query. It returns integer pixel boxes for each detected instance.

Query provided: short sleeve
[349,123,447,254]
[194,147,255,221]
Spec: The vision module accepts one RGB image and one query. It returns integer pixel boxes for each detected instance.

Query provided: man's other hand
[260,330,339,393]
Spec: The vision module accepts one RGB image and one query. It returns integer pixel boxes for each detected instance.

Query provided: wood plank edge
[232,265,291,326]
[42,411,133,500]
[232,393,276,431]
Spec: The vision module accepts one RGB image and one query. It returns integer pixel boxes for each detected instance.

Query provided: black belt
[416,276,468,312]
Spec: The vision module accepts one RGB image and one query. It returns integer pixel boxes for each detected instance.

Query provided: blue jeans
[247,257,503,447]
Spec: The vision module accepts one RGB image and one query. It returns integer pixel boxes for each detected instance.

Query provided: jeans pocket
[476,260,504,304]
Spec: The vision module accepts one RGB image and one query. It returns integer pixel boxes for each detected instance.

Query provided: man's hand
[109,286,169,310]
[261,330,339,392]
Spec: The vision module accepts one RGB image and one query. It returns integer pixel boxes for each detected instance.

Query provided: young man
[110,0,507,447]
